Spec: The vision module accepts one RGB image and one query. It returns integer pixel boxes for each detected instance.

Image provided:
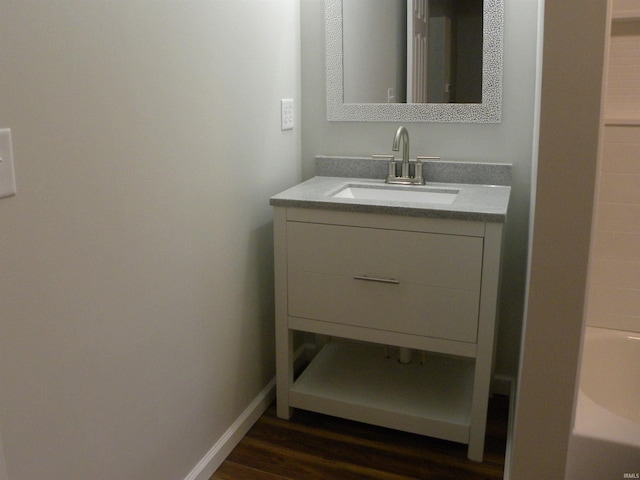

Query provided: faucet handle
[372,154,397,180]
[372,154,395,161]
[413,156,437,185]
[414,161,424,184]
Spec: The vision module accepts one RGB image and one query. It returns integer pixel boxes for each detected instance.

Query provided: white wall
[0,1,301,479]
[300,0,540,378]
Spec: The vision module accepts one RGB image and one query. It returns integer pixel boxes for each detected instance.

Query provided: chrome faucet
[393,126,410,178]
[386,126,425,185]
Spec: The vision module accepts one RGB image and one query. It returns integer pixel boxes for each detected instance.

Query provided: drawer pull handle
[353,275,400,285]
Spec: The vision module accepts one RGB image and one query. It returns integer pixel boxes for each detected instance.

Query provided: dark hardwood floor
[211,395,509,480]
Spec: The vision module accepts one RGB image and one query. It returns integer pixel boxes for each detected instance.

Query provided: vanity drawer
[286,221,483,343]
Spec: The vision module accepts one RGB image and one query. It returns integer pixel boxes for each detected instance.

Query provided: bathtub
[565,326,640,480]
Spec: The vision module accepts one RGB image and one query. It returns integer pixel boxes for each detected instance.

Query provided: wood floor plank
[213,461,291,480]
[234,417,497,478]
[227,437,417,480]
[210,396,508,480]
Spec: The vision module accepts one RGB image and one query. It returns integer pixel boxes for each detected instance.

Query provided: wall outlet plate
[281,98,294,131]
[0,129,16,199]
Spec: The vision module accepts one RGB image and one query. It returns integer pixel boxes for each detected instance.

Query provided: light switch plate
[0,129,16,199]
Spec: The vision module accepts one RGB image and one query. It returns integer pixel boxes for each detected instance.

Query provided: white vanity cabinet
[273,206,504,462]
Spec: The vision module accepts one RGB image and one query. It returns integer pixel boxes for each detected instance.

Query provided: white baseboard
[183,378,276,480]
[184,344,308,480]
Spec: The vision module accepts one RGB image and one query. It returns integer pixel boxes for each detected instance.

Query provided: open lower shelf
[289,339,475,444]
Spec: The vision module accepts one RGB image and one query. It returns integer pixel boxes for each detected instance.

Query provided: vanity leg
[467,222,503,462]
[276,329,294,419]
[274,207,293,419]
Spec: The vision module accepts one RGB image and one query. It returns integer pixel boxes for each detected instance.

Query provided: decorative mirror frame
[326,0,504,123]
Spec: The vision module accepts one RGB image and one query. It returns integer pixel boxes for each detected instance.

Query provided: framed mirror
[326,0,504,122]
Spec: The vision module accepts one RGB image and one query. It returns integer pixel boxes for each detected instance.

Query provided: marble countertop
[270,176,511,222]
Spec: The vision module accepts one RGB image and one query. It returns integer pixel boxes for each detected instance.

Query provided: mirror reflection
[343,0,483,104]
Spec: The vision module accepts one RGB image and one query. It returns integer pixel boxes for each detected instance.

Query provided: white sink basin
[333,185,459,205]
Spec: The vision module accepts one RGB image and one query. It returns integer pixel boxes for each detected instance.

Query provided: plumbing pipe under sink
[398,347,412,364]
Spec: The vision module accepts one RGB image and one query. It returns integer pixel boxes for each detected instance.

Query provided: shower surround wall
[587,10,640,333]
[588,125,640,332]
